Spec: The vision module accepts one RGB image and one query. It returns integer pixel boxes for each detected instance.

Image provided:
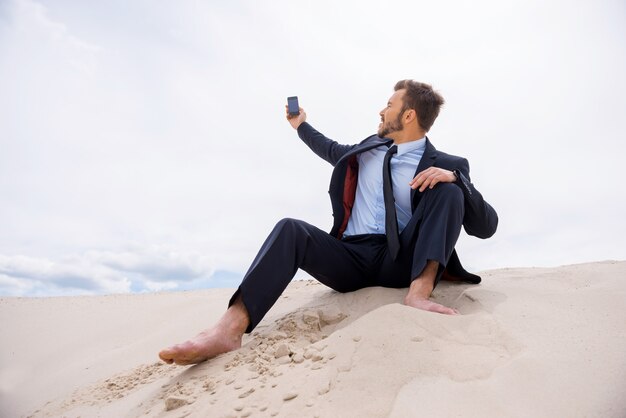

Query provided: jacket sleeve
[297,122,355,166]
[453,158,499,239]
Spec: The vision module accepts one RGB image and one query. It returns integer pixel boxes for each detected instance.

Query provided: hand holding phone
[285,96,306,129]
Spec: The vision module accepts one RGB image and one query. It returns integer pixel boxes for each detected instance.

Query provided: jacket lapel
[411,137,438,210]
[337,136,393,164]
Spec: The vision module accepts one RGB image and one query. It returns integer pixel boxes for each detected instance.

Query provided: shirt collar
[395,136,426,157]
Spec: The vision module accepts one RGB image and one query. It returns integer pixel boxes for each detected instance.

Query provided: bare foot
[158,326,242,365]
[404,260,459,315]
[404,295,459,315]
[159,297,249,365]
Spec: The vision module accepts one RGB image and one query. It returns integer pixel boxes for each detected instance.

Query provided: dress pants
[229,182,465,333]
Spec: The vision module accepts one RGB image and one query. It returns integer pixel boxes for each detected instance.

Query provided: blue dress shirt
[344,137,426,237]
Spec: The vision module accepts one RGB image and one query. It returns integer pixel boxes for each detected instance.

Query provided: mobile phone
[287,96,299,116]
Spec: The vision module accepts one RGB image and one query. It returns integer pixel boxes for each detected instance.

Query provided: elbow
[482,214,499,239]
[465,212,498,239]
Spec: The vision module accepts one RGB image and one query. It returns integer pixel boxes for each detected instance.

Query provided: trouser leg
[377,183,465,288]
[409,183,465,283]
[229,218,383,333]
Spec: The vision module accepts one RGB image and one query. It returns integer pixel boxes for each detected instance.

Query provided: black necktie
[383,145,400,260]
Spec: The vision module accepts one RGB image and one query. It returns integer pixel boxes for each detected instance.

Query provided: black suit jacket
[297,122,498,283]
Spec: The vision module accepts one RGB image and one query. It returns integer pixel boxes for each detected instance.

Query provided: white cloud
[87,245,214,282]
[0,246,220,297]
[0,274,34,297]
[0,254,131,296]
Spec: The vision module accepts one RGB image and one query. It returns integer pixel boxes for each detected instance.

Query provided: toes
[159,352,174,364]
[406,298,458,315]
[159,345,203,366]
[159,347,179,364]
[438,306,457,315]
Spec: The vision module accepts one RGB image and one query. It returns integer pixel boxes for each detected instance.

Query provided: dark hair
[394,80,444,132]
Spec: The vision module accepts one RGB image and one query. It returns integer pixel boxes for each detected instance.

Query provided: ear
[403,109,417,124]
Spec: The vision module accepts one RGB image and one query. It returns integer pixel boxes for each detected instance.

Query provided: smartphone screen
[287,96,299,116]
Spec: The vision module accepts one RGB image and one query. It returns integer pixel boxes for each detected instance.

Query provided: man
[159,80,498,365]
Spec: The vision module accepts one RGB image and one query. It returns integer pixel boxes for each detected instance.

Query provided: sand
[1,260,625,417]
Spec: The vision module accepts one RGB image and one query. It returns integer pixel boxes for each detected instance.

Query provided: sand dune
[1,261,625,417]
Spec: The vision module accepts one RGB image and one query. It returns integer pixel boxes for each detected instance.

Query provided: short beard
[378,113,403,138]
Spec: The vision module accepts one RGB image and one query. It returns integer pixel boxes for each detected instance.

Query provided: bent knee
[273,217,307,234]
[432,182,463,204]
[275,217,303,227]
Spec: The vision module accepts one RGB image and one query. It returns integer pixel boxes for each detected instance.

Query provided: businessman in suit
[159,80,498,365]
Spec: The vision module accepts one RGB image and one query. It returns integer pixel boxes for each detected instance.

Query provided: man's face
[378,89,406,138]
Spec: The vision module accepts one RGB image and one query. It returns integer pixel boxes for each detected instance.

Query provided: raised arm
[286,105,354,166]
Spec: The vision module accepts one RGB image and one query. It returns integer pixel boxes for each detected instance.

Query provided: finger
[429,176,441,189]
[410,172,427,189]
[413,177,429,191]
[411,168,435,186]
[428,172,446,189]
[419,177,432,192]
[429,170,454,188]
[415,170,432,192]
[419,172,439,192]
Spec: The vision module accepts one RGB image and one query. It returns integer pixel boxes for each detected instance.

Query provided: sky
[0,0,625,297]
